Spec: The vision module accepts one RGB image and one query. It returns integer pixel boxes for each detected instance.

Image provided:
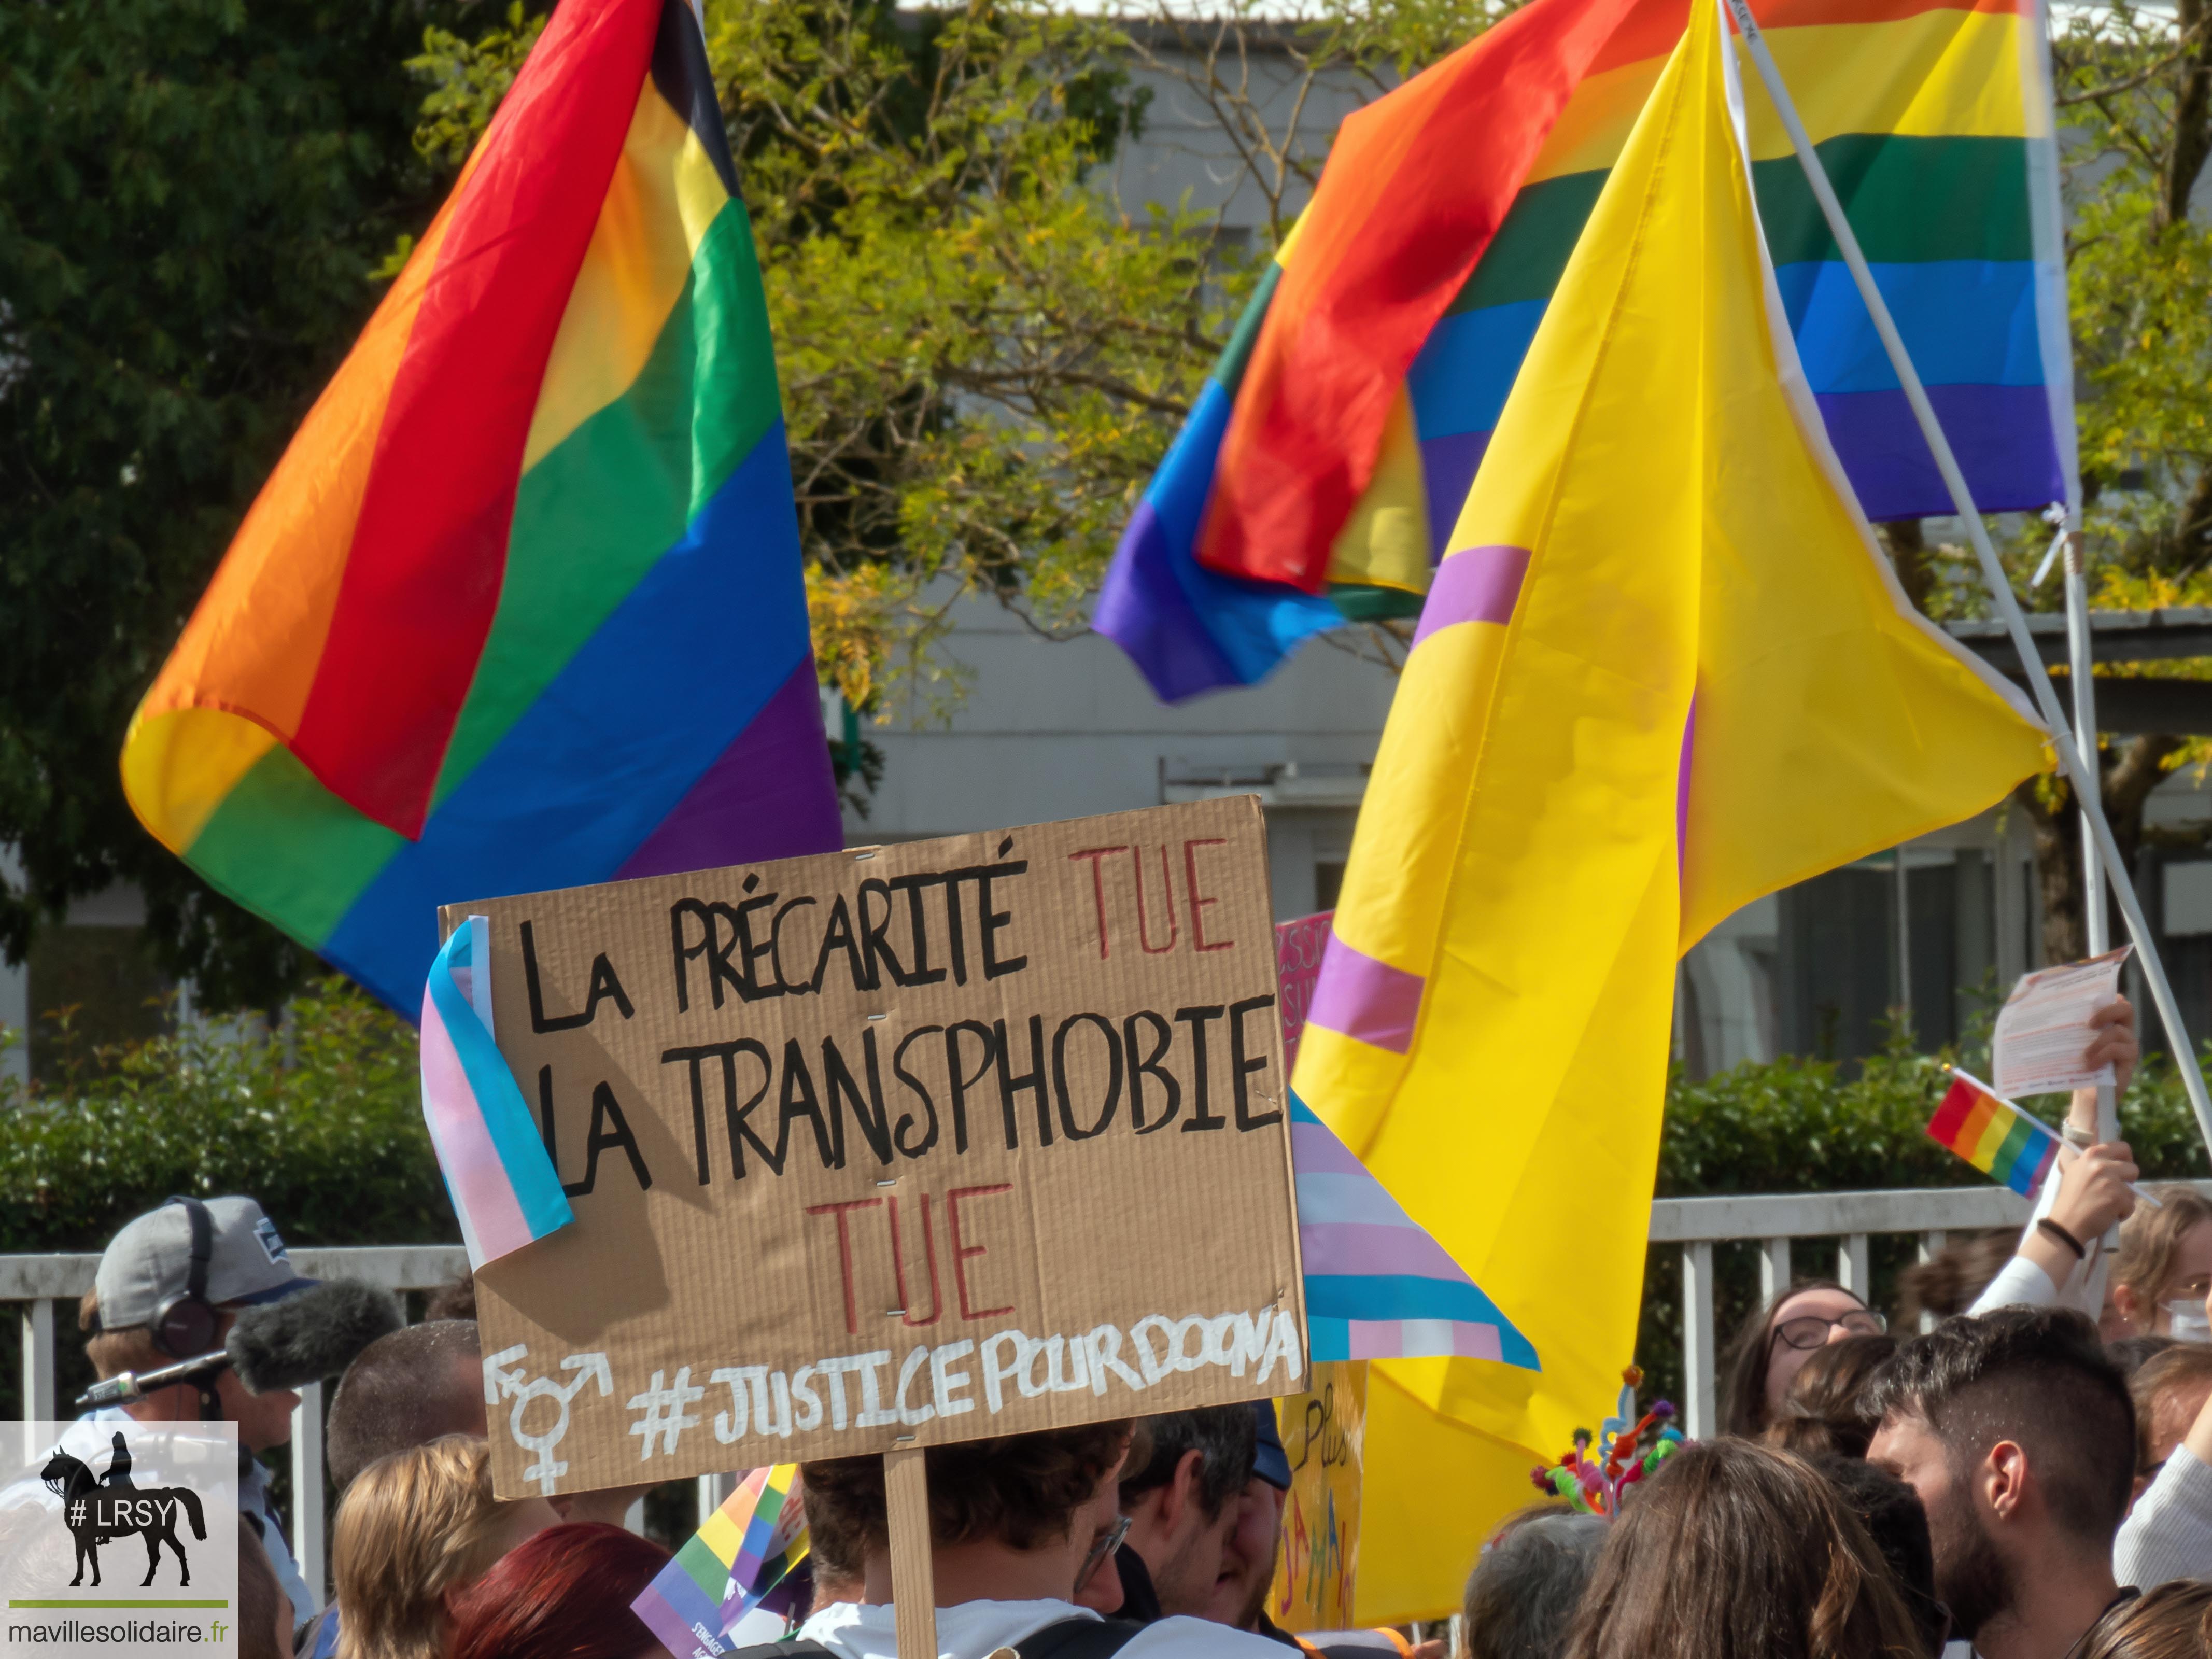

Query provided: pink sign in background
[1275,910,1333,1076]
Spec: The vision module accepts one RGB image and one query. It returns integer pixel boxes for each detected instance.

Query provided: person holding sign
[737,1425,1288,1657]
[1967,997,2145,1320]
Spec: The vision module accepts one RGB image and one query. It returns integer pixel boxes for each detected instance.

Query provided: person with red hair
[448,1523,672,1659]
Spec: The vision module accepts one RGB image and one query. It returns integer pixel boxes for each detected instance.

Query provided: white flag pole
[2064,533,2121,1152]
[1717,0,2212,1162]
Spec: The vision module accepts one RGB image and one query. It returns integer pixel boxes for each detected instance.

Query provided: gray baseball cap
[93,1196,317,1330]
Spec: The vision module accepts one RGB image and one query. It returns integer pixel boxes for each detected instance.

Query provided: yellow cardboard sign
[1271,1360,1366,1629]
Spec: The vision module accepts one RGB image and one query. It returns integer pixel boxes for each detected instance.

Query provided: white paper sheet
[1993,946,2133,1098]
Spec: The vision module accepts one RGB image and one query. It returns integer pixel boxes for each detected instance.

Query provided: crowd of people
[58,995,2212,1658]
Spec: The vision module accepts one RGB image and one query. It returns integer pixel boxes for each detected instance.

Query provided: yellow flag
[1291,0,2051,1620]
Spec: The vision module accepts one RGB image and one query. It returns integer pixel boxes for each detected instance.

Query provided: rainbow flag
[1927,1073,2061,1196]
[631,1465,808,1659]
[119,0,841,1013]
[1098,0,2072,699]
[420,918,572,1270]
[1294,0,2050,1616]
[1293,1097,1539,1366]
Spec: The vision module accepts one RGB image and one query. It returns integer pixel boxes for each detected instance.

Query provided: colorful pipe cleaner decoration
[1531,1368,1685,1517]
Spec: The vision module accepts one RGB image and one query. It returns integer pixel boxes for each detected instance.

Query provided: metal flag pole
[2063,529,2122,1145]
[1717,0,2212,1160]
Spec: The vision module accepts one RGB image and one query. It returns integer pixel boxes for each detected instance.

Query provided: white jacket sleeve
[1966,1253,2062,1316]
[1965,1168,2110,1317]
[2118,1445,2212,1588]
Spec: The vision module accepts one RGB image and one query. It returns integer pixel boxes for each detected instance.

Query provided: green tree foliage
[0,0,473,1009]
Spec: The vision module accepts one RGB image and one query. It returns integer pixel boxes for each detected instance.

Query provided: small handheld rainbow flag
[419,918,573,1270]
[631,1465,808,1659]
[1926,1069,2061,1198]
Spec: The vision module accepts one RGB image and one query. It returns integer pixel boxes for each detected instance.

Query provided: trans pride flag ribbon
[420,918,572,1270]
[1292,1096,1539,1368]
[632,1465,808,1659]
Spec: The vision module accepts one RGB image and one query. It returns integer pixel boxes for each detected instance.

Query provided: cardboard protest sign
[1270,1361,1365,1631]
[449,798,1306,1496]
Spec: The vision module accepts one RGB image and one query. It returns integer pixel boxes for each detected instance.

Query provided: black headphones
[149,1196,220,1359]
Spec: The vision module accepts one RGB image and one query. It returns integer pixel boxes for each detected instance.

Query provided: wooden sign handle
[885,1446,938,1657]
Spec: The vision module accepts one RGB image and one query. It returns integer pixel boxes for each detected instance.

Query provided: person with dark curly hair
[766,1422,1285,1657]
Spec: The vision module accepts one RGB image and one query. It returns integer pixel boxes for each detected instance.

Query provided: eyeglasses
[1771,1310,1887,1351]
[1075,1514,1132,1597]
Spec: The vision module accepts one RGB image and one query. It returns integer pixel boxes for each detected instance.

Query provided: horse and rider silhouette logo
[39,1431,207,1588]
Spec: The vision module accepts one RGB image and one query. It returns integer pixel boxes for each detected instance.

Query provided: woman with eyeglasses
[1721,1281,1889,1438]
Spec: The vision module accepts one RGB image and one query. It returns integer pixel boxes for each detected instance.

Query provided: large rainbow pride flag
[120,0,841,1013]
[1096,0,2073,699]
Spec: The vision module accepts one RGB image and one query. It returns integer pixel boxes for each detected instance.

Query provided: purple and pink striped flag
[420,917,573,1270]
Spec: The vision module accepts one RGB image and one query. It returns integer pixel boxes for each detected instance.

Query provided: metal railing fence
[14,1188,2212,1600]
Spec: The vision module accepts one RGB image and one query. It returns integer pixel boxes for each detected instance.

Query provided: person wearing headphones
[79,1195,322,1623]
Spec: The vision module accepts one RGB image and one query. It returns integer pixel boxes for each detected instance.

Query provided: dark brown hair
[237,1515,288,1659]
[2079,1580,2212,1659]
[802,1422,1130,1554]
[1865,1308,2135,1548]
[1766,1334,1898,1461]
[1559,1440,1924,1659]
[1118,1407,1254,1522]
[326,1319,483,1491]
[1722,1280,1868,1438]
[1894,1232,2017,1330]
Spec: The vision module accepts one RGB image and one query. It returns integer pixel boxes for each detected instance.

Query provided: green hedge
[0,981,450,1253]
[1660,1044,2212,1197]
[1636,1039,2212,1409]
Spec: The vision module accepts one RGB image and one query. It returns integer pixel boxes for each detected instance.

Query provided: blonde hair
[333,1437,515,1659]
[79,1289,181,1380]
[2114,1187,2212,1312]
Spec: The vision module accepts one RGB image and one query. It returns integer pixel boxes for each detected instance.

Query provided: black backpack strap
[1013,1616,1150,1657]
